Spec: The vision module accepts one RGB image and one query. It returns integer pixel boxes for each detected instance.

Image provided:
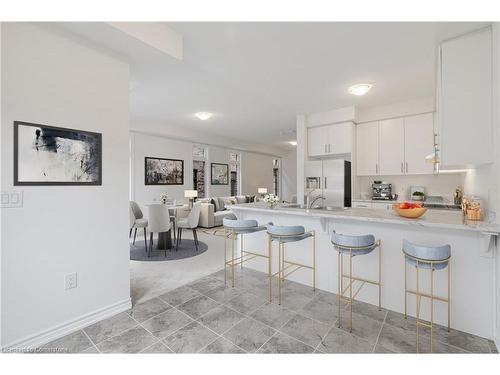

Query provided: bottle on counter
[454,186,463,206]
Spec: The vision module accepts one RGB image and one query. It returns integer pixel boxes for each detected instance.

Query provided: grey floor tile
[488,340,499,354]
[225,292,267,314]
[205,286,241,304]
[140,341,173,353]
[337,310,383,344]
[80,346,99,353]
[177,294,220,319]
[158,285,201,307]
[83,312,137,344]
[300,293,338,325]
[223,317,276,353]
[373,343,395,353]
[250,303,296,329]
[384,310,418,331]
[164,321,218,353]
[188,276,226,295]
[141,308,194,339]
[377,323,417,353]
[318,327,373,353]
[347,300,387,323]
[97,326,157,354]
[258,332,315,353]
[40,330,93,353]
[271,284,316,312]
[198,305,245,334]
[128,298,171,323]
[280,313,331,348]
[426,325,491,353]
[200,337,246,353]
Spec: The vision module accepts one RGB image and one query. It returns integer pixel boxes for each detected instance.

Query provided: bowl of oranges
[392,202,427,219]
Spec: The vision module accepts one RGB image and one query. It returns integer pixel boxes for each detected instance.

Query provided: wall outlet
[65,272,77,290]
[1,190,24,208]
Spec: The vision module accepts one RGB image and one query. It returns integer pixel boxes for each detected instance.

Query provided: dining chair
[130,201,148,251]
[148,204,172,257]
[176,201,202,251]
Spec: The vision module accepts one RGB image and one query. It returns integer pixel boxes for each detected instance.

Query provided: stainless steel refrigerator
[305,159,351,208]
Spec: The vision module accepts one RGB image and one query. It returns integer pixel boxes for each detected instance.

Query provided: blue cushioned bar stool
[331,232,381,333]
[267,224,316,305]
[402,239,451,353]
[223,218,269,288]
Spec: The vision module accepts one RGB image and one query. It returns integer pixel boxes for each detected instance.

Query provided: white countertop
[230,203,500,234]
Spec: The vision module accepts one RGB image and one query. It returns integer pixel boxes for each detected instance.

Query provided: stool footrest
[406,289,449,303]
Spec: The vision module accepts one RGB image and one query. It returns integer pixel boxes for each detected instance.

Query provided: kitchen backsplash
[357,173,465,201]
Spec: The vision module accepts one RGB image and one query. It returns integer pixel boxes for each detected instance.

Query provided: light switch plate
[1,190,23,208]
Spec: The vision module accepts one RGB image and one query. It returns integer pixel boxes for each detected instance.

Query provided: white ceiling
[61,22,490,152]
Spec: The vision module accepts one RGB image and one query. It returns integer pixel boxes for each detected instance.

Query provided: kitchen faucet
[306,189,325,209]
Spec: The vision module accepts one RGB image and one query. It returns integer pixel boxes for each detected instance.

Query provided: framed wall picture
[14,121,102,186]
[145,157,184,185]
[211,162,229,185]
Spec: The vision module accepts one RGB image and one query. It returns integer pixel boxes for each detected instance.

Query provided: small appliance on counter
[372,181,392,200]
[454,186,464,206]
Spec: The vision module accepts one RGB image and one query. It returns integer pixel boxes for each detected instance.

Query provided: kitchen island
[230,203,499,339]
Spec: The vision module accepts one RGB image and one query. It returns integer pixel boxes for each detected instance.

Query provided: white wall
[281,150,297,202]
[1,24,130,348]
[131,131,281,205]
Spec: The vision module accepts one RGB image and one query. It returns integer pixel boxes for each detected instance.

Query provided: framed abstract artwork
[14,121,102,186]
[211,163,229,185]
[145,157,184,185]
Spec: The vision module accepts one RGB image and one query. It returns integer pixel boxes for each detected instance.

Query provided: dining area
[129,197,203,258]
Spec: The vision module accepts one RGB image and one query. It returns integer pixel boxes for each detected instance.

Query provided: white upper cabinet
[379,118,405,175]
[438,28,493,168]
[356,121,379,176]
[307,122,353,158]
[404,113,435,174]
[355,114,435,176]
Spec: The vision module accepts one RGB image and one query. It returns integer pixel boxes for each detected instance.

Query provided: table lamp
[184,190,198,208]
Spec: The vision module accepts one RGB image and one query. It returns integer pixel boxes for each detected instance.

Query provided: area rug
[130,239,208,261]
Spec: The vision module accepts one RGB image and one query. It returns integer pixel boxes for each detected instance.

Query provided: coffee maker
[372,181,392,200]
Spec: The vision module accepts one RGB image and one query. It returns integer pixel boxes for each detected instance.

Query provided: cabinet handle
[406,162,408,173]
[328,144,331,153]
[401,163,404,173]
[324,144,327,153]
[375,163,379,174]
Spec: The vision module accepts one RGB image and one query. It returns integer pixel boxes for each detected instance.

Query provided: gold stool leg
[312,232,316,291]
[416,260,420,353]
[430,267,434,353]
[404,257,407,319]
[378,240,381,311]
[448,262,451,332]
[231,230,236,288]
[224,227,227,285]
[349,249,353,333]
[337,249,342,328]
[268,234,272,303]
[278,240,283,305]
[240,234,244,269]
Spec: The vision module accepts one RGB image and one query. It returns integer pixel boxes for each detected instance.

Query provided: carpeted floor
[130,228,225,304]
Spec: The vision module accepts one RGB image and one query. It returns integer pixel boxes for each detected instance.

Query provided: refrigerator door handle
[324,177,327,189]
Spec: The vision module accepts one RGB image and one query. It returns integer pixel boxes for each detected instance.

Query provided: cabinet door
[356,122,379,176]
[439,28,492,167]
[379,118,405,175]
[307,126,327,157]
[327,122,353,155]
[371,202,392,210]
[404,113,434,174]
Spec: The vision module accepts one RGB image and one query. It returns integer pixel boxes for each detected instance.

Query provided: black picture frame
[211,163,229,185]
[145,157,184,185]
[14,121,102,186]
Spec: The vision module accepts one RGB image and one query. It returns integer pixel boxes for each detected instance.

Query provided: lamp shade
[184,190,198,198]
[258,188,268,194]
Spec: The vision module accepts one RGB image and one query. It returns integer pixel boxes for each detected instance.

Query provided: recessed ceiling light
[195,112,213,120]
[288,141,297,146]
[348,83,373,96]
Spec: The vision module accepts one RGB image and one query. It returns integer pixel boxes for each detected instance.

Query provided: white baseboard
[2,298,131,351]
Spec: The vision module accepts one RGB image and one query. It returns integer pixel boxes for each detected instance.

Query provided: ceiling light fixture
[288,141,297,146]
[348,83,373,96]
[195,112,213,121]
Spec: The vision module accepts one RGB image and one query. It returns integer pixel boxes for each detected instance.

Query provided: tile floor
[35,267,497,354]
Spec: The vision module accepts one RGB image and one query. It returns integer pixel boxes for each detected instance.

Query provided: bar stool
[331,232,381,333]
[267,224,316,305]
[402,239,451,353]
[223,218,269,288]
